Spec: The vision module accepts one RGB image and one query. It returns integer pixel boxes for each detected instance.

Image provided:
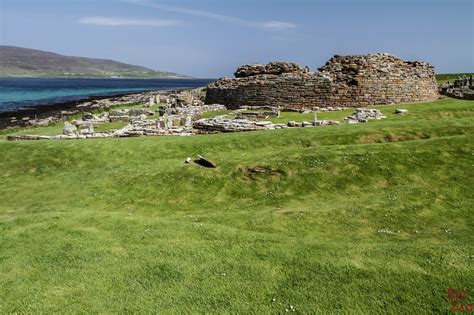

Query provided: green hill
[0,45,193,79]
[0,97,473,313]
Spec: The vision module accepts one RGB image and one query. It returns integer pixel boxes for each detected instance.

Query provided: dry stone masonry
[205,53,439,109]
[7,97,342,141]
[439,75,474,100]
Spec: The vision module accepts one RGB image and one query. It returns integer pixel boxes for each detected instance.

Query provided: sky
[0,0,473,78]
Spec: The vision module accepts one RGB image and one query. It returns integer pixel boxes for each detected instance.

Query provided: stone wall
[205,54,439,109]
[439,75,474,100]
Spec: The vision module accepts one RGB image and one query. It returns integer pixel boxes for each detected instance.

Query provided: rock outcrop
[205,53,439,109]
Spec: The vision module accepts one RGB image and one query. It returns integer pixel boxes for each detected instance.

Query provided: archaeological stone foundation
[205,53,439,109]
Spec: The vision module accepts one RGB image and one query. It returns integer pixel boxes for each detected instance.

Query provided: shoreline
[0,90,154,114]
[0,87,203,129]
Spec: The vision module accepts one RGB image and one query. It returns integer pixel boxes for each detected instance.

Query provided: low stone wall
[439,75,474,100]
[205,54,439,109]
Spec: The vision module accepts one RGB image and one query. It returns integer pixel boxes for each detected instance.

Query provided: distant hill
[0,46,193,79]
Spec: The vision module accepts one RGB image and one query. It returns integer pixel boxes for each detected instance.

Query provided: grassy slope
[0,98,473,313]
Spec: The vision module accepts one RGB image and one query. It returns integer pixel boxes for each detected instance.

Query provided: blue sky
[1,0,472,77]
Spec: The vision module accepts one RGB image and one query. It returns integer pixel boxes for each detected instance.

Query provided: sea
[0,78,215,112]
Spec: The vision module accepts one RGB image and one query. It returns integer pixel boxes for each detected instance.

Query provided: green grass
[436,73,473,84]
[271,112,315,123]
[0,97,473,313]
[0,122,64,139]
[201,110,233,118]
[94,121,129,132]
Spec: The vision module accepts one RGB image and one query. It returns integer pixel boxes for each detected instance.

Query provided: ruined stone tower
[205,53,439,109]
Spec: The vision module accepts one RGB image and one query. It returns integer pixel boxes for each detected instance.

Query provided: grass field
[0,97,473,313]
[436,73,473,84]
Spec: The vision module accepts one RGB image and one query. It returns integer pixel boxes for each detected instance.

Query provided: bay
[0,78,214,112]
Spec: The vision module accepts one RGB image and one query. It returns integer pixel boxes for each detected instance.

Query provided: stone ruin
[3,88,209,130]
[7,93,227,140]
[345,108,386,124]
[7,99,343,141]
[108,108,154,122]
[7,74,403,141]
[439,75,474,100]
[8,83,394,141]
[234,62,309,77]
[205,53,439,109]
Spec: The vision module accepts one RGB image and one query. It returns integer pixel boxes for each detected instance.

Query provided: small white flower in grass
[221,272,226,276]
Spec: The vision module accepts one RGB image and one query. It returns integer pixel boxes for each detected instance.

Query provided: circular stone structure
[205,53,439,109]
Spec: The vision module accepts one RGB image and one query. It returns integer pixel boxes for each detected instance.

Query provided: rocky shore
[0,89,191,130]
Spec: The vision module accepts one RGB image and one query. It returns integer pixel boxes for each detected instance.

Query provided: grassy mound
[0,98,473,313]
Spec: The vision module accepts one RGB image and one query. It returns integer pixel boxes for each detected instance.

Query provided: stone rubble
[439,75,474,100]
[193,117,339,133]
[7,85,410,142]
[108,108,154,122]
[346,108,386,124]
[193,118,274,133]
[2,87,208,130]
[7,135,52,141]
[28,116,57,127]
[7,96,227,141]
[158,104,226,117]
[8,106,342,140]
[234,62,309,78]
[63,121,77,135]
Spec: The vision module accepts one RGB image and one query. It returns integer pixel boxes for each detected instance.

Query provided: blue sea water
[0,78,214,112]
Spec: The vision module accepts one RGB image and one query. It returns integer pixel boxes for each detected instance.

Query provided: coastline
[0,87,204,130]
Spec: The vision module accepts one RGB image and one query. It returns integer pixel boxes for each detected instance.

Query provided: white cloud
[78,16,180,27]
[126,0,296,31]
[263,21,297,31]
